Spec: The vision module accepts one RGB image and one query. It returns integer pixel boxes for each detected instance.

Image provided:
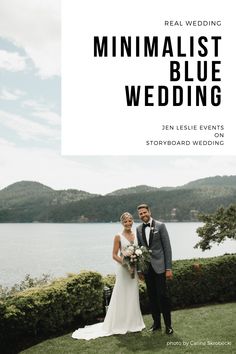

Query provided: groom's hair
[137,203,150,211]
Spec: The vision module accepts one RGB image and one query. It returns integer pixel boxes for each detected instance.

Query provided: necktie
[143,222,150,228]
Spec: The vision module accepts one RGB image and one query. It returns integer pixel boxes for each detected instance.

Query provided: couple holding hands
[72,203,173,340]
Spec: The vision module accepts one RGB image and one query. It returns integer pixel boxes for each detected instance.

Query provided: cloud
[0,144,236,194]
[0,0,60,78]
[0,50,27,72]
[22,100,60,126]
[32,111,60,127]
[0,137,15,148]
[22,100,50,111]
[0,88,26,101]
[0,109,59,141]
[0,143,101,193]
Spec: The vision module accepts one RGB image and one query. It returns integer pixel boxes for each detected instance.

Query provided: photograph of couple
[72,203,173,340]
[1,1,235,353]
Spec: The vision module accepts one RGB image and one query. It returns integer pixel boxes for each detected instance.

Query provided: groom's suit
[137,218,172,328]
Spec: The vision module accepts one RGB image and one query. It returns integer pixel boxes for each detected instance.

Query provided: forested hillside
[0,176,235,222]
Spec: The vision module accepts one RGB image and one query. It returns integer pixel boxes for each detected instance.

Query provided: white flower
[135,249,142,256]
[128,245,134,252]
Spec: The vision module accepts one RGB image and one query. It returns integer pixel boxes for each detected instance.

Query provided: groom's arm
[160,223,173,279]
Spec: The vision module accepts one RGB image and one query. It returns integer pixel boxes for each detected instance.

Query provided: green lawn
[21,303,236,354]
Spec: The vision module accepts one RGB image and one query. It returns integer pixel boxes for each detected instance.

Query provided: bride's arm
[112,235,123,264]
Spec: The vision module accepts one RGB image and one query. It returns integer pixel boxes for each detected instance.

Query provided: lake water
[0,223,235,287]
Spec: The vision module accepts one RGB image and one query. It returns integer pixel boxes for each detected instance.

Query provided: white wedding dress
[72,233,145,340]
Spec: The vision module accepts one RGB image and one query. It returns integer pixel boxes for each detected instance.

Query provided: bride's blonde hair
[120,212,133,223]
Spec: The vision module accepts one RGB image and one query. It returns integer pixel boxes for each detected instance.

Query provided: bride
[72,212,145,340]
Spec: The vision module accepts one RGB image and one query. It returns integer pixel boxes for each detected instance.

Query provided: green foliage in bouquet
[122,245,151,278]
[136,246,152,273]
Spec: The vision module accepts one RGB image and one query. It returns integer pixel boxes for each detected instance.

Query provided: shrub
[0,274,53,300]
[104,254,236,312]
[0,255,235,352]
[0,271,103,351]
[103,274,149,313]
[168,254,236,308]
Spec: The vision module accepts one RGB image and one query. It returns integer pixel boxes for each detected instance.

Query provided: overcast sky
[0,0,235,195]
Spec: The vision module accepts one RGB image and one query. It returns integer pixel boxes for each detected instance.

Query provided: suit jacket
[136,219,172,274]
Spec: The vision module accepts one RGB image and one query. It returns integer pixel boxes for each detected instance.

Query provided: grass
[20,303,236,354]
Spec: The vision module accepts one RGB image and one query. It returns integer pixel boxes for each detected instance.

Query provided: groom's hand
[165,270,173,280]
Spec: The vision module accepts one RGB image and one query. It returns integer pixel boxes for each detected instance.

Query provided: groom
[136,203,173,335]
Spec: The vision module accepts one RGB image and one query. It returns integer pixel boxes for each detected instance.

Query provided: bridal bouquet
[122,245,151,279]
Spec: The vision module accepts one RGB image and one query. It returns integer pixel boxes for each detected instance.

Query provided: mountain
[0,181,52,208]
[45,186,236,223]
[106,176,236,197]
[0,181,98,207]
[0,181,99,222]
[106,185,159,196]
[180,175,236,189]
[0,176,236,222]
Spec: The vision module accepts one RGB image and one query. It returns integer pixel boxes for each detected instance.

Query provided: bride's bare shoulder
[113,234,121,247]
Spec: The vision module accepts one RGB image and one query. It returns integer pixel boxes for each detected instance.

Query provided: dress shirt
[144,218,152,246]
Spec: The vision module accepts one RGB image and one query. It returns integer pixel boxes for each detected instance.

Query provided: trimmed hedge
[104,254,236,312]
[169,254,236,308]
[0,271,103,351]
[0,255,235,352]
